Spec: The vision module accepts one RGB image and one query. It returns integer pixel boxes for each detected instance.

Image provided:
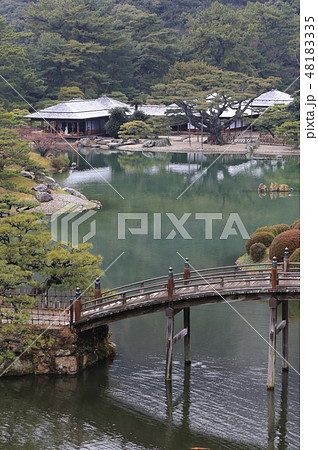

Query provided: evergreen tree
[153,61,278,144]
[105,107,129,138]
[0,15,44,106]
[26,0,135,97]
[110,4,180,92]
[0,212,102,293]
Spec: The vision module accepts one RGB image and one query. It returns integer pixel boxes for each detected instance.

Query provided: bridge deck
[75,263,300,332]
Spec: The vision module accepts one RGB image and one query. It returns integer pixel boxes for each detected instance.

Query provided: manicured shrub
[255,226,274,234]
[245,231,275,254]
[291,220,300,230]
[250,242,267,262]
[290,218,300,229]
[118,120,154,139]
[270,224,290,235]
[290,248,300,262]
[269,230,300,261]
[255,224,289,236]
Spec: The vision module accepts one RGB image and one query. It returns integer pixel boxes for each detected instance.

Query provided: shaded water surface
[0,152,300,449]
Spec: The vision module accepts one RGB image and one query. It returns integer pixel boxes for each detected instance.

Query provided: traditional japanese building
[26,96,130,137]
[26,89,293,137]
[211,89,294,133]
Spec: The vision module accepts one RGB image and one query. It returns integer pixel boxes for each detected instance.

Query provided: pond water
[0,151,300,449]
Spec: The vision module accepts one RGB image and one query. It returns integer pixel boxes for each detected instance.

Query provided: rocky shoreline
[30,175,102,215]
[75,135,300,157]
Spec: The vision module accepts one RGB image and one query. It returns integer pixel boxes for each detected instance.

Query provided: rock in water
[142,140,155,148]
[258,183,267,193]
[78,138,91,147]
[107,142,122,149]
[142,138,170,148]
[278,184,290,192]
[91,200,102,209]
[35,191,53,202]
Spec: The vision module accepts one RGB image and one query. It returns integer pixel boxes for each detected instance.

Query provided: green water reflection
[56,151,299,288]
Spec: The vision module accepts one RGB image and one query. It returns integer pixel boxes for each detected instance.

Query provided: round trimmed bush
[250,242,267,262]
[290,248,300,262]
[293,221,300,230]
[290,218,300,229]
[269,230,300,261]
[270,224,290,236]
[255,226,275,234]
[255,224,289,236]
[245,231,275,254]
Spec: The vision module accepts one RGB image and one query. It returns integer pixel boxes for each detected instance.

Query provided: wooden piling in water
[184,307,191,365]
[165,307,174,381]
[282,249,289,371]
[282,301,289,371]
[267,297,277,389]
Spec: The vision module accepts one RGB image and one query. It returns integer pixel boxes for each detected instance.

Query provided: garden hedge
[290,248,300,262]
[290,218,300,229]
[250,242,267,262]
[269,230,300,261]
[255,224,289,236]
[245,231,275,254]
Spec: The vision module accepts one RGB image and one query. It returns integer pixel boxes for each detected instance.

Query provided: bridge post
[282,249,289,371]
[75,287,82,322]
[283,248,290,273]
[282,301,289,371]
[183,257,190,285]
[168,267,174,299]
[271,257,278,289]
[94,277,101,305]
[267,297,277,389]
[184,307,191,364]
[165,307,174,381]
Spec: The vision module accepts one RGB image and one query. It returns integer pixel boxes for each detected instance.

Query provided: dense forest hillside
[0,0,299,107]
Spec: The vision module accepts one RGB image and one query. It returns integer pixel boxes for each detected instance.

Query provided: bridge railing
[79,261,300,319]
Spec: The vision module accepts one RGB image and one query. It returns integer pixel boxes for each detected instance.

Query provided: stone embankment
[0,325,116,377]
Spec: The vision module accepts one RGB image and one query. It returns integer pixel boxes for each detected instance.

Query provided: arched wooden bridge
[75,261,299,330]
[72,259,299,389]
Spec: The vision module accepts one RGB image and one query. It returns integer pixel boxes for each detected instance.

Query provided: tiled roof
[26,96,130,120]
[26,90,293,122]
[250,89,293,107]
[137,104,181,116]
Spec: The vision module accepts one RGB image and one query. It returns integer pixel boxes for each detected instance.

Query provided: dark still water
[0,151,300,449]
